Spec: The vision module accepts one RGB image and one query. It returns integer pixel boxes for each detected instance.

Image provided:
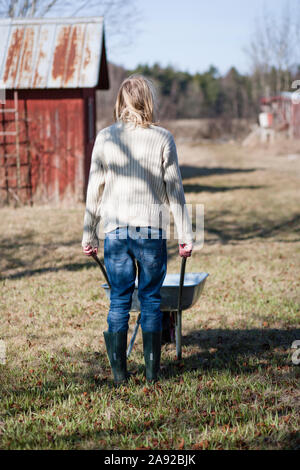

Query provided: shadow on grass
[1,209,300,280]
[161,327,300,378]
[179,165,260,179]
[204,212,300,244]
[1,261,97,280]
[183,183,265,193]
[0,230,96,280]
[181,165,266,194]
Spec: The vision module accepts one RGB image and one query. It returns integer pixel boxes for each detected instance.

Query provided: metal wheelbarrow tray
[101,272,208,312]
[99,256,209,360]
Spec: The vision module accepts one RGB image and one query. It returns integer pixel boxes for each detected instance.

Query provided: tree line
[98,60,299,124]
[99,1,300,123]
[128,63,257,120]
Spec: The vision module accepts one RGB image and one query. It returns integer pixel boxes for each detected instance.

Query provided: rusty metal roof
[0,17,108,89]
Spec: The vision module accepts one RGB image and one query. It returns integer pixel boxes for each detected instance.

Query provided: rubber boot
[103,331,128,385]
[142,331,162,383]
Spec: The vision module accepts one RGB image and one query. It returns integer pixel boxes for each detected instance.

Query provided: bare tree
[72,0,141,53]
[246,13,273,97]
[245,0,299,96]
[0,0,141,52]
[0,0,62,17]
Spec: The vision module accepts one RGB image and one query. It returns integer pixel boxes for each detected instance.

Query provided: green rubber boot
[142,331,162,383]
[103,331,128,385]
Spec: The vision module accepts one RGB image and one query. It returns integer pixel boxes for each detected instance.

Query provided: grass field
[0,139,299,450]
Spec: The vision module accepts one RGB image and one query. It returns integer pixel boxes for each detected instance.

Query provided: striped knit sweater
[82,121,193,248]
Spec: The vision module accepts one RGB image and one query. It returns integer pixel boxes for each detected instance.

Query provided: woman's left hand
[83,245,98,257]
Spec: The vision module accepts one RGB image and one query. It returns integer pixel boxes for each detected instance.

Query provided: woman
[82,75,193,384]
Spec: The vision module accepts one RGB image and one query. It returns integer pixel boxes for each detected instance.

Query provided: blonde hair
[114,74,158,128]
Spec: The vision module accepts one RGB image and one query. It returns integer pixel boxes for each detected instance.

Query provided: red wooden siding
[0,90,92,204]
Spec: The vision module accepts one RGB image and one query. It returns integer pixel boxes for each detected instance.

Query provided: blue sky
[108,0,296,75]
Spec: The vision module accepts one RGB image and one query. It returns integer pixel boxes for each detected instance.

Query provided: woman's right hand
[83,245,98,257]
[179,243,193,258]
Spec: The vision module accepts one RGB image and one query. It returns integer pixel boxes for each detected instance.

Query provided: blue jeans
[104,226,167,333]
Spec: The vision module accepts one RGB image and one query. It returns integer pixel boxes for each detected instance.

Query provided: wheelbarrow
[92,253,209,360]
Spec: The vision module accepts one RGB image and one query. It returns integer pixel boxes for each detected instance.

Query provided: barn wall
[83,88,96,199]
[0,89,86,204]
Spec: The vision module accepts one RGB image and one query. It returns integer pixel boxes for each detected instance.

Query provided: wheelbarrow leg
[175,310,182,360]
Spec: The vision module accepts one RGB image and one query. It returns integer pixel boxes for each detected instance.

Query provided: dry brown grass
[0,139,299,450]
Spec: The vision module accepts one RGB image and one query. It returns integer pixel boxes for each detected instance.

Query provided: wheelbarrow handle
[175,256,186,360]
[91,253,111,288]
[177,256,186,312]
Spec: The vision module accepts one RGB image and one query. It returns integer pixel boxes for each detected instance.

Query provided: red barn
[0,16,109,205]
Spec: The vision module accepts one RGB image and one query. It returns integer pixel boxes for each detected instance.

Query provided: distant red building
[260,92,300,139]
[0,17,109,204]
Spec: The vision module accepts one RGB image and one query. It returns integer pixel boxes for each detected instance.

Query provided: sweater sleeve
[82,132,106,249]
[162,133,193,245]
